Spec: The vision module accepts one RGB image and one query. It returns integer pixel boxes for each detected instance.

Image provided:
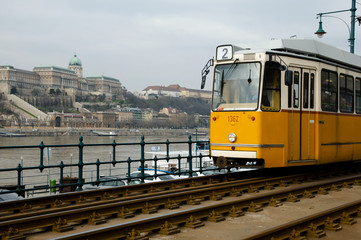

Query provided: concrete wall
[7,94,49,120]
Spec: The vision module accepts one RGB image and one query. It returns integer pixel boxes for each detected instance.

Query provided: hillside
[124,92,210,115]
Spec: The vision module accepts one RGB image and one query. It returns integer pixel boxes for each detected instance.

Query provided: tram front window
[212,62,261,111]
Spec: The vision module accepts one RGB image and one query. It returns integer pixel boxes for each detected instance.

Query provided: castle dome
[69,54,82,66]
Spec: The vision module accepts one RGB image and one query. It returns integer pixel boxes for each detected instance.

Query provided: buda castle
[0,55,124,98]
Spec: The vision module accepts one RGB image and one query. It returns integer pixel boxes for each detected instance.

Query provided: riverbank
[0,127,209,137]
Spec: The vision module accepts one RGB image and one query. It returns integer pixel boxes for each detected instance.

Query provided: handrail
[0,135,211,197]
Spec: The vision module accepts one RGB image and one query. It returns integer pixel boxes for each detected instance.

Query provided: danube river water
[0,134,204,187]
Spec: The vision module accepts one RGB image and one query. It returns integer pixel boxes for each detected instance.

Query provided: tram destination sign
[216,45,233,61]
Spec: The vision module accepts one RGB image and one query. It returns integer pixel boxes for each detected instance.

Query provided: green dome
[69,54,82,66]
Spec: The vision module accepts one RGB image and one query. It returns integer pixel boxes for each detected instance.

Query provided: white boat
[146,145,212,172]
[92,131,117,136]
[0,131,26,137]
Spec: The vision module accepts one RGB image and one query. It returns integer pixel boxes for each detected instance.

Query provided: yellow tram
[201,39,361,168]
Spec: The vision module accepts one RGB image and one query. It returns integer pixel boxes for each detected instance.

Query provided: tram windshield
[212,62,261,111]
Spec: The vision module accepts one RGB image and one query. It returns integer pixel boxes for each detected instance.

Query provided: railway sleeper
[142,203,158,214]
[126,229,149,240]
[230,187,242,197]
[88,212,106,225]
[52,218,73,232]
[247,185,260,193]
[185,215,205,228]
[118,207,135,219]
[210,192,223,201]
[229,205,244,217]
[166,199,180,210]
[307,223,327,238]
[187,196,202,205]
[324,217,343,231]
[159,221,180,235]
[286,193,301,202]
[330,184,342,192]
[264,182,276,190]
[2,227,26,240]
[340,211,357,225]
[302,190,316,198]
[208,210,225,222]
[342,181,354,189]
[248,201,263,212]
[268,197,283,207]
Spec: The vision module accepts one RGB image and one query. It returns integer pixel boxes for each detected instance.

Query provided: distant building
[0,54,124,98]
[86,76,123,95]
[142,84,182,98]
[141,84,211,100]
[115,111,133,122]
[0,65,42,95]
[92,112,117,128]
[159,107,178,115]
[33,65,78,96]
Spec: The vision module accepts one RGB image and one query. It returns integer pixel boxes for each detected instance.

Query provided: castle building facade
[0,55,123,98]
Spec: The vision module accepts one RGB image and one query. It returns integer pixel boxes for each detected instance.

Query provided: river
[0,133,208,188]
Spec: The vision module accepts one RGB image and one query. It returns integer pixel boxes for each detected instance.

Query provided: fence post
[127,157,131,182]
[177,154,182,173]
[96,159,100,185]
[154,156,158,178]
[140,135,145,183]
[166,139,170,162]
[188,135,193,178]
[39,141,45,172]
[112,140,116,166]
[16,163,23,196]
[78,136,84,190]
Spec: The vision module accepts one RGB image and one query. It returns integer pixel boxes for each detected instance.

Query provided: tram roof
[234,38,361,69]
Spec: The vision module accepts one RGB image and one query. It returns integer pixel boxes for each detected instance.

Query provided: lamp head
[315,20,326,38]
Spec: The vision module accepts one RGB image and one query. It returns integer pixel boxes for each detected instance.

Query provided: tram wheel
[216,156,227,168]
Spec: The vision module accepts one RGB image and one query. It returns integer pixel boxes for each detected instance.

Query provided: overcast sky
[0,1,359,92]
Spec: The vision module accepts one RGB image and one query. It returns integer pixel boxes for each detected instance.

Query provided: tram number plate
[228,116,239,122]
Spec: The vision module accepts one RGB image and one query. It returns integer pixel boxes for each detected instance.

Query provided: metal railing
[0,135,211,197]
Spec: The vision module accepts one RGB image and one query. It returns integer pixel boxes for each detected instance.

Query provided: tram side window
[293,71,299,108]
[339,74,354,113]
[356,78,361,114]
[288,71,292,108]
[310,73,315,109]
[261,62,280,111]
[321,69,338,112]
[303,72,309,108]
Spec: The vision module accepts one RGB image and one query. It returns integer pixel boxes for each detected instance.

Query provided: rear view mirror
[201,59,213,89]
[285,70,293,86]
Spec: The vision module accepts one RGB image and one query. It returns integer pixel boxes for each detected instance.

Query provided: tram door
[288,67,316,162]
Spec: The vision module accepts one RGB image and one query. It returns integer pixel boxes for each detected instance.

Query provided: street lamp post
[315,0,357,53]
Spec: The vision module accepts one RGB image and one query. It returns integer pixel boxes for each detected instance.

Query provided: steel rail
[2,173,361,240]
[47,174,361,240]
[0,170,333,222]
[0,175,267,222]
[244,198,361,240]
[0,173,238,216]
[0,172,305,223]
[1,163,355,217]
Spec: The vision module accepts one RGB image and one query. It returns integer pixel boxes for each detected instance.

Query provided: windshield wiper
[223,58,239,80]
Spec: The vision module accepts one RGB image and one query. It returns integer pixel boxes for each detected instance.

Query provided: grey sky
[0,1,358,92]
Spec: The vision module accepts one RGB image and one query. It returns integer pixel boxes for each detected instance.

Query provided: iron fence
[0,135,211,197]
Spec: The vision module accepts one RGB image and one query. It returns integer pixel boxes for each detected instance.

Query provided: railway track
[1,165,361,240]
[43,173,361,240]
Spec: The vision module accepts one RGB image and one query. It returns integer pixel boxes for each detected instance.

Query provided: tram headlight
[228,133,237,143]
